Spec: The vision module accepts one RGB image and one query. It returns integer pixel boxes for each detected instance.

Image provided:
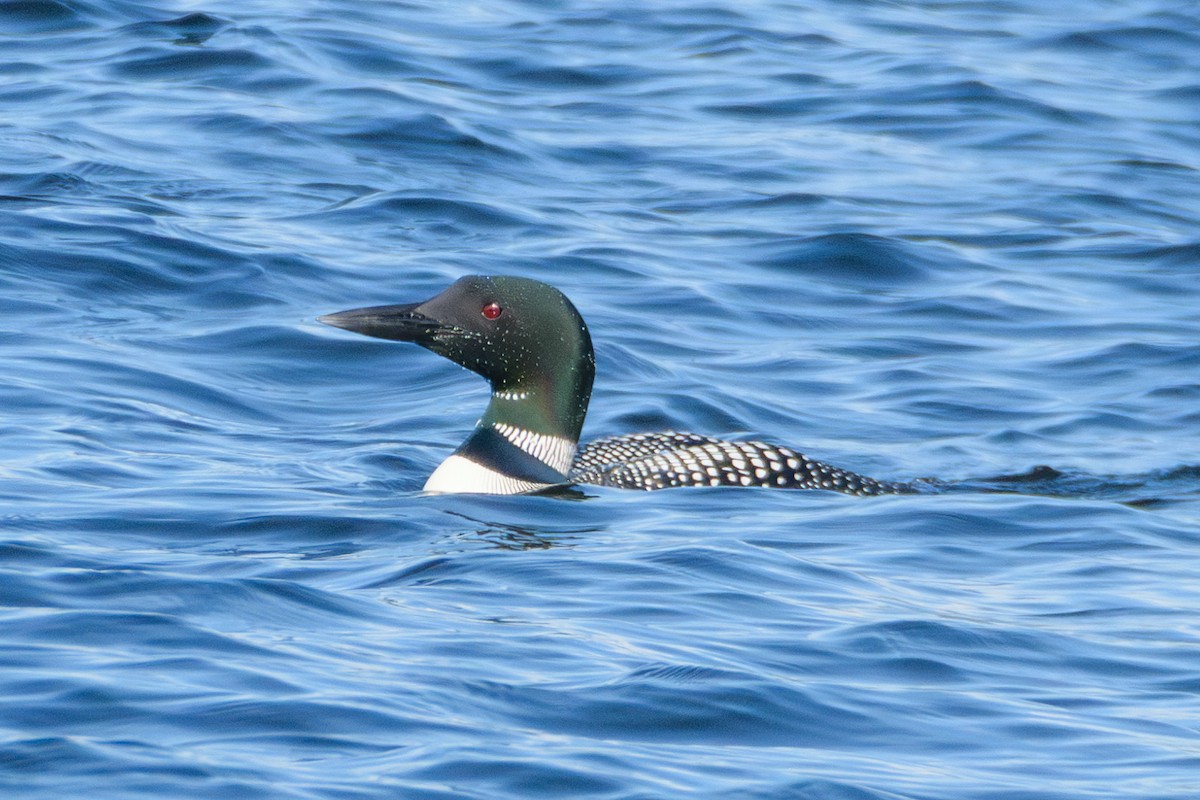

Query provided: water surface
[3,1,1200,798]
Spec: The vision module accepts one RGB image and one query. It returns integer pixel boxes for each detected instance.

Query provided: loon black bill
[318,303,438,342]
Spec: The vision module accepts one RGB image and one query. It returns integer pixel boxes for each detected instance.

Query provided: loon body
[320,276,907,496]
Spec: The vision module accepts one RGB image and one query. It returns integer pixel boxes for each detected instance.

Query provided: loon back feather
[570,432,905,496]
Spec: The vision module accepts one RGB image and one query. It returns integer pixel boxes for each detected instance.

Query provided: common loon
[320,275,908,496]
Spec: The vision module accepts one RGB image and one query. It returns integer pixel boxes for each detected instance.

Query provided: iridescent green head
[321,275,595,441]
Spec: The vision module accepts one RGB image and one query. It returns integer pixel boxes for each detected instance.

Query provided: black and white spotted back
[570,432,910,496]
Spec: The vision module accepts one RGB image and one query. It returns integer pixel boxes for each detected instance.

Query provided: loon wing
[570,432,907,496]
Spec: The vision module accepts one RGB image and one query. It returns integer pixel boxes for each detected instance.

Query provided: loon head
[320,276,595,492]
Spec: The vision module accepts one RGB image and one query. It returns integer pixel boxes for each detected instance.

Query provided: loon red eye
[481,302,502,320]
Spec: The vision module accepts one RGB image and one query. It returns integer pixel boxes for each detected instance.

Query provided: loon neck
[422,386,584,494]
[423,325,594,493]
[476,384,585,471]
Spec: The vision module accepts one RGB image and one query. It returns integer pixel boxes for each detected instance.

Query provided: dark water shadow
[941,464,1200,509]
[442,509,603,551]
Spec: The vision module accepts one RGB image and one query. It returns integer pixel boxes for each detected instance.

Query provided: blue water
[4,1,1200,797]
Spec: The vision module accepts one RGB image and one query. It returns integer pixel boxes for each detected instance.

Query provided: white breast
[422,454,555,495]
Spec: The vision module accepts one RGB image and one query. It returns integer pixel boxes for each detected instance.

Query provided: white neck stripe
[492,423,576,475]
